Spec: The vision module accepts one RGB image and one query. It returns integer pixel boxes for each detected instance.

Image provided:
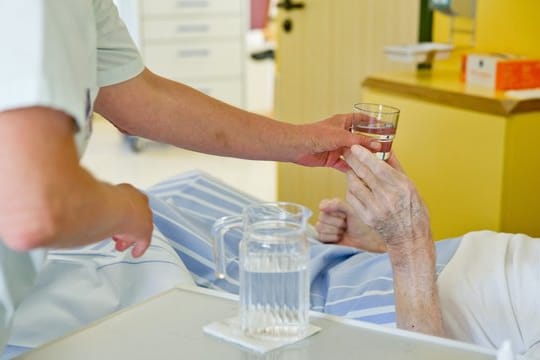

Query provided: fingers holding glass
[351,103,399,161]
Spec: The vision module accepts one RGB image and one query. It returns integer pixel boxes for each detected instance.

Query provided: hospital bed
[2,170,462,359]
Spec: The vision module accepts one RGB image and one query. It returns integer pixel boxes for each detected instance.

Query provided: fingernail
[369,141,381,151]
[350,144,362,155]
[132,246,145,258]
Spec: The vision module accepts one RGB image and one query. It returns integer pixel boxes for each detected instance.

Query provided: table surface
[18,285,498,360]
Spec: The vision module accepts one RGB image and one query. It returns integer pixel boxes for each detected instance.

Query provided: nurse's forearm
[0,107,151,252]
[95,68,300,161]
[99,70,354,162]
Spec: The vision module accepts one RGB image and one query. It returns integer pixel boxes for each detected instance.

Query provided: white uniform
[0,0,144,351]
[438,231,540,358]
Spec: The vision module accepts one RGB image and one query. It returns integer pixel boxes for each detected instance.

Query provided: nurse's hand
[294,114,381,172]
[111,184,153,258]
[0,106,153,254]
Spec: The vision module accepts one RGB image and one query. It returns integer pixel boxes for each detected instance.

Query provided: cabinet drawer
[142,0,243,16]
[180,78,244,107]
[142,17,243,41]
[144,41,243,78]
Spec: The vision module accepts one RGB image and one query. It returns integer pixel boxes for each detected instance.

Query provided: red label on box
[496,60,540,90]
[461,54,540,90]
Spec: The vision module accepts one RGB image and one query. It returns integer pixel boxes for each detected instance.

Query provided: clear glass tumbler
[352,103,400,160]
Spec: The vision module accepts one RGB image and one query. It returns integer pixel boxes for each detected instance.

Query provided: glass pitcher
[212,202,312,340]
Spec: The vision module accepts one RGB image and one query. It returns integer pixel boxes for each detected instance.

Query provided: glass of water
[352,103,400,160]
[212,202,312,340]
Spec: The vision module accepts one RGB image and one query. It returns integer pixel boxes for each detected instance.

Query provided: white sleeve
[0,0,94,128]
[526,342,540,359]
[437,231,540,357]
[93,0,144,87]
[9,227,194,348]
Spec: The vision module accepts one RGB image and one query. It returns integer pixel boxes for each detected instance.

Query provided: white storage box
[384,42,454,64]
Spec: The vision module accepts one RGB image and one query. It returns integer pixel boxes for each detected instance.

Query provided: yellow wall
[434,0,540,58]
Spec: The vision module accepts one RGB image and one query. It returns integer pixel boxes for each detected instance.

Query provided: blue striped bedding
[147,170,462,327]
[2,170,461,359]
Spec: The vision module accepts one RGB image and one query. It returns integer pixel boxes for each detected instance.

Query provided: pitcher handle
[211,215,243,280]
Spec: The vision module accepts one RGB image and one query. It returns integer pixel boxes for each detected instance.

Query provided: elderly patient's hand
[343,146,444,337]
[343,145,432,254]
[315,198,387,253]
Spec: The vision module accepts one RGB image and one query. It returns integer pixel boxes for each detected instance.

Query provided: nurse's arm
[0,107,151,257]
[93,68,375,170]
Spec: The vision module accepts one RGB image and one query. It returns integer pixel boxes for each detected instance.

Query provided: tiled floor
[80,118,277,201]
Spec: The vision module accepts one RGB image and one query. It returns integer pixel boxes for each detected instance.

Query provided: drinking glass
[212,202,312,340]
[352,103,400,160]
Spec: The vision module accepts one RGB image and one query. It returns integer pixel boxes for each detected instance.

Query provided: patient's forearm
[390,249,446,337]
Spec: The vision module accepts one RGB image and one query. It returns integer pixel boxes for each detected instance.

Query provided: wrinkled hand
[112,184,153,258]
[344,146,443,337]
[294,114,380,172]
[315,198,386,253]
[343,145,432,252]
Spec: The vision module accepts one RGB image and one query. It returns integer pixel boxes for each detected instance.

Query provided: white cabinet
[115,0,248,108]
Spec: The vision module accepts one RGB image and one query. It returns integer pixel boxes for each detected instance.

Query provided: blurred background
[90,0,540,240]
[86,0,279,201]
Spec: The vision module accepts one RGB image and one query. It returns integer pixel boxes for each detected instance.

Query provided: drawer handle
[177,49,210,58]
[176,24,210,33]
[176,0,209,8]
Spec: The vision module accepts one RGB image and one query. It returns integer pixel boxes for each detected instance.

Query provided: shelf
[363,70,540,116]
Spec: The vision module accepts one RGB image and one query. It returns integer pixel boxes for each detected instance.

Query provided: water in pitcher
[239,221,310,340]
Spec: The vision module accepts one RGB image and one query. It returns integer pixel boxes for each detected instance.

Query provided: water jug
[212,202,312,340]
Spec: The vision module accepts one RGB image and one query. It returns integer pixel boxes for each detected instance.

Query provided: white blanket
[437,230,540,358]
[8,227,195,348]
